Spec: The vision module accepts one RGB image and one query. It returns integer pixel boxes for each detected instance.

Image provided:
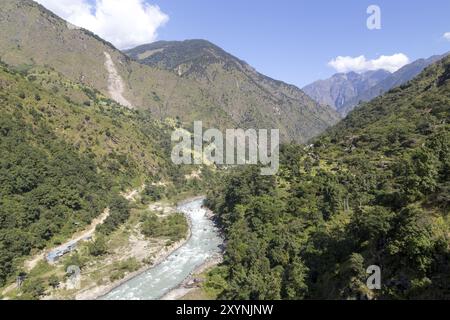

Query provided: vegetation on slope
[206,55,450,299]
[0,1,339,143]
[0,67,108,286]
[127,39,341,143]
[0,60,215,288]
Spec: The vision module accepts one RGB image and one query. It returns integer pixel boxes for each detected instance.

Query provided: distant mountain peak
[302,69,391,114]
[303,53,449,116]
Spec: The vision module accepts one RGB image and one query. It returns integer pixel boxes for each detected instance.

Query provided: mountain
[302,69,391,115]
[303,53,448,116]
[339,53,448,115]
[0,0,339,288]
[0,1,339,143]
[126,40,341,142]
[206,54,450,299]
[0,60,185,286]
[0,1,232,128]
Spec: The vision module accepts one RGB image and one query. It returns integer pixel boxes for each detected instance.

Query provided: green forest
[206,55,450,299]
[0,22,449,301]
[0,61,213,288]
[0,113,108,286]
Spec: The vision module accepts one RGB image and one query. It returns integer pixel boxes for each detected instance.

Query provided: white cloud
[33,0,169,49]
[444,32,450,41]
[328,53,410,73]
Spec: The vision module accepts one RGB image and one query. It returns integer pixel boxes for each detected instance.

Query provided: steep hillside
[0,0,237,129]
[0,60,213,287]
[206,54,450,299]
[126,40,341,142]
[340,53,448,115]
[0,1,339,142]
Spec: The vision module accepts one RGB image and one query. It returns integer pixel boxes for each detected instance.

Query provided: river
[102,197,222,300]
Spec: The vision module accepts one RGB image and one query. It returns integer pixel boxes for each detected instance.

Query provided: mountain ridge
[339,53,449,115]
[126,39,341,142]
[0,1,339,143]
[206,52,450,300]
[303,69,391,115]
[303,52,449,116]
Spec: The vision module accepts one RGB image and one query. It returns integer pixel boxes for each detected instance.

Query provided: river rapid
[103,197,222,300]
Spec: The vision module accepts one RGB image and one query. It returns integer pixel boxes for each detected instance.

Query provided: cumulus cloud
[444,32,450,41]
[33,0,169,49]
[328,53,410,73]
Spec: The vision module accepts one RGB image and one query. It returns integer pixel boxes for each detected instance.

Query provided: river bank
[76,231,191,300]
[102,197,223,300]
[76,197,204,300]
[160,204,224,300]
[160,254,223,300]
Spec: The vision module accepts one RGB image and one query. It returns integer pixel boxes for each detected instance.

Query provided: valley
[0,0,448,303]
[1,189,220,300]
[0,55,220,299]
[206,55,450,299]
[102,197,222,300]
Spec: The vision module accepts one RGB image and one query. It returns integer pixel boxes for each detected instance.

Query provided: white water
[102,198,222,300]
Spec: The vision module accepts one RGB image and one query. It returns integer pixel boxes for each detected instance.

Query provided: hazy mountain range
[303,53,449,116]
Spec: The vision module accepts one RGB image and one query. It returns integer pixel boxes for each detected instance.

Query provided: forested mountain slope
[0,1,339,143]
[206,54,450,299]
[0,61,205,287]
[126,39,340,142]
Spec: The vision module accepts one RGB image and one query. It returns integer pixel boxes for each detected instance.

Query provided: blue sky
[35,0,450,87]
[152,0,450,87]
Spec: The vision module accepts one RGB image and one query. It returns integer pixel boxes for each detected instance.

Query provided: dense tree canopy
[207,55,450,300]
[0,61,210,288]
[0,116,107,286]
